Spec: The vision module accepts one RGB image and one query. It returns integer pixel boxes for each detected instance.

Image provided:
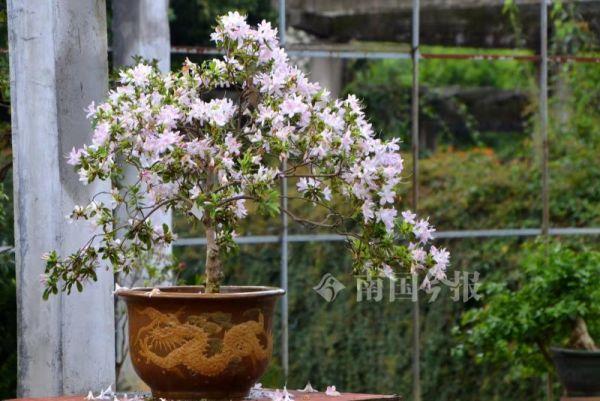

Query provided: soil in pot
[118,285,285,401]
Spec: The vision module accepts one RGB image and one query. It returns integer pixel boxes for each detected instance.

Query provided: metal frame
[278,0,290,380]
[170,46,600,64]
[169,2,599,400]
[410,0,421,398]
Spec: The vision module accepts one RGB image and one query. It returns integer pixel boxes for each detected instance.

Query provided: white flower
[381,264,396,281]
[378,186,395,206]
[220,11,250,42]
[402,210,417,225]
[269,387,294,401]
[189,185,201,200]
[112,283,129,295]
[280,94,308,117]
[297,177,319,193]
[361,200,375,222]
[78,168,90,184]
[322,186,332,201]
[376,208,397,233]
[67,147,84,166]
[430,245,450,276]
[298,382,318,393]
[325,386,341,396]
[413,218,435,244]
[85,101,96,118]
[190,204,204,221]
[97,385,114,400]
[250,383,272,399]
[129,64,153,87]
[234,198,248,219]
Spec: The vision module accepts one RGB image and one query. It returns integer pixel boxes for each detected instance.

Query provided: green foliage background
[171,2,600,401]
[459,241,600,378]
[0,1,599,400]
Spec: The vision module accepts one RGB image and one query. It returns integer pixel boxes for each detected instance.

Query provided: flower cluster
[43,12,449,297]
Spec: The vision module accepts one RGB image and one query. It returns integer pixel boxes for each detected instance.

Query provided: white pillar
[308,57,343,97]
[111,0,171,228]
[112,0,171,72]
[8,0,115,396]
[111,0,171,390]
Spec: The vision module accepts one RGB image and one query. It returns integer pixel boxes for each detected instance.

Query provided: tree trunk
[205,225,223,293]
[569,317,597,350]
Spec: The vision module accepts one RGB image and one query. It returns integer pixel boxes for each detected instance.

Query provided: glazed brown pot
[118,285,285,400]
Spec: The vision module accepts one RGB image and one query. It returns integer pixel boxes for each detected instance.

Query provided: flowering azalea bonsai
[42,12,449,298]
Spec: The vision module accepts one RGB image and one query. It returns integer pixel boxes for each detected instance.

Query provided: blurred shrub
[458,241,600,378]
[169,0,275,46]
[344,48,535,150]
[0,248,15,400]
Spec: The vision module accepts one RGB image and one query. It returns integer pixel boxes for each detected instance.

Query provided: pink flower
[361,200,375,222]
[297,177,318,193]
[340,131,353,153]
[430,245,450,275]
[268,387,294,401]
[157,105,181,129]
[67,147,84,166]
[280,94,308,117]
[209,98,237,127]
[130,64,153,87]
[325,386,341,397]
[410,246,427,264]
[402,210,417,224]
[322,186,332,201]
[92,122,110,147]
[220,11,250,44]
[381,264,396,281]
[377,208,397,233]
[147,131,181,154]
[224,134,241,155]
[378,186,395,205]
[256,20,278,44]
[257,104,276,125]
[234,198,248,219]
[413,218,435,243]
[190,186,201,199]
[85,101,96,118]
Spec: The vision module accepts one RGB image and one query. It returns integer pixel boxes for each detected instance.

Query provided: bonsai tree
[458,240,599,377]
[42,12,449,296]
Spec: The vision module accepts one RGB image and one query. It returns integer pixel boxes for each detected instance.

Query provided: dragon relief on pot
[133,307,272,377]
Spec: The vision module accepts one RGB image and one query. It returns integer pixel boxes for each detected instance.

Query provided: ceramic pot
[551,347,600,396]
[118,285,285,400]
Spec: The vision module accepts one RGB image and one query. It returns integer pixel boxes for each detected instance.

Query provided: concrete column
[8,0,114,396]
[111,0,171,390]
[112,0,171,72]
[111,0,171,230]
[308,57,343,98]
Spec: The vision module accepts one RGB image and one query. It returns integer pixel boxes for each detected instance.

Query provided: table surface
[561,398,600,401]
[8,390,401,401]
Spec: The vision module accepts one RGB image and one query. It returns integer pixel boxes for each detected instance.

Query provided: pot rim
[550,346,600,356]
[116,285,285,300]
